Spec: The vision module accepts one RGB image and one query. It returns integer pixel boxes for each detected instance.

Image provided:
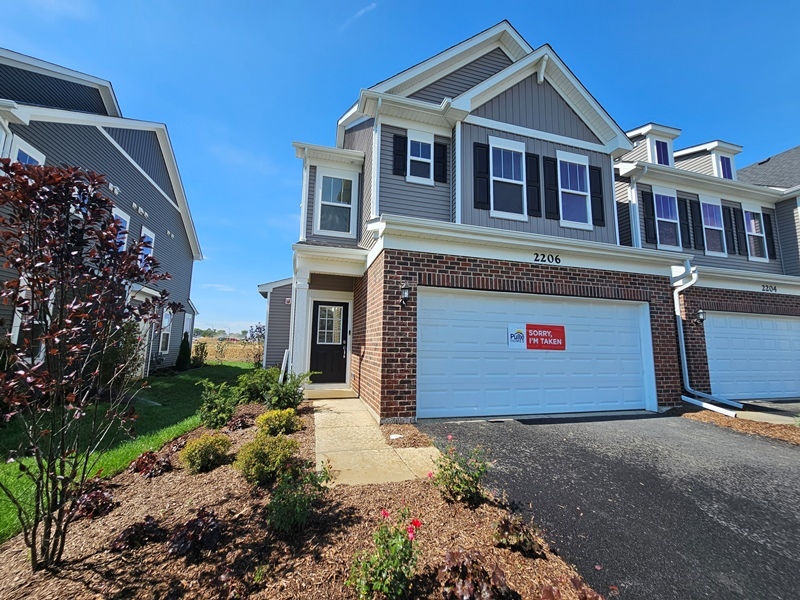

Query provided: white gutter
[261,290,270,368]
[681,395,737,417]
[671,260,743,410]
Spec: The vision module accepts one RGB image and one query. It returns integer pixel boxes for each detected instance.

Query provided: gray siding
[379,125,452,222]
[460,123,617,244]
[615,175,632,246]
[637,183,783,274]
[104,127,177,202]
[619,136,648,163]
[776,198,800,276]
[473,76,601,144]
[309,274,355,292]
[0,203,13,339]
[304,165,361,247]
[8,121,196,367]
[409,48,512,104]
[675,152,714,176]
[265,284,292,367]
[0,64,108,115]
[343,119,376,250]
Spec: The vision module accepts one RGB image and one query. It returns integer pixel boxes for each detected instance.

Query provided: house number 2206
[762,284,778,293]
[533,253,561,264]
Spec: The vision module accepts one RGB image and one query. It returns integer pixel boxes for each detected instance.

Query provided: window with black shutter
[473,142,490,210]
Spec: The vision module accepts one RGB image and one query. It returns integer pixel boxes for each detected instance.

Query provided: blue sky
[5,0,800,333]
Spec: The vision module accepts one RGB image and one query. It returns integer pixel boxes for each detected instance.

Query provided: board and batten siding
[473,76,601,144]
[460,123,617,244]
[775,198,800,276]
[343,119,376,250]
[379,125,452,222]
[304,165,361,247]
[637,183,783,274]
[104,127,177,202]
[409,48,513,104]
[8,121,196,367]
[675,152,714,176]
[615,176,632,246]
[0,63,108,115]
[619,136,649,163]
[265,283,292,367]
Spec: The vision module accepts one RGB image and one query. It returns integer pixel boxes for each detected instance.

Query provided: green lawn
[0,362,252,544]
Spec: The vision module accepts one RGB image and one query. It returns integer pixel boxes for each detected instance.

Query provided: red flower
[447,434,453,441]
[407,526,416,541]
[411,518,422,529]
[381,509,390,519]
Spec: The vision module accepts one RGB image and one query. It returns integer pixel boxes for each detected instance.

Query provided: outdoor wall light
[693,309,707,325]
[400,282,409,306]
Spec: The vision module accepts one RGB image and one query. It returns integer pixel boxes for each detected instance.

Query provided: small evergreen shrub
[266,461,331,535]
[255,408,302,436]
[437,549,516,599]
[233,433,299,486]
[197,379,243,429]
[237,367,279,403]
[176,332,191,371]
[432,436,489,506]
[267,371,314,410]
[192,341,208,368]
[180,434,231,474]
[347,509,421,600]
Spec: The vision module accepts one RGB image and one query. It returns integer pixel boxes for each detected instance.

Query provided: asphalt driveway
[418,413,800,599]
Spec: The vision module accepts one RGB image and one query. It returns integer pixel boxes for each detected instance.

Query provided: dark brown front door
[309,301,349,383]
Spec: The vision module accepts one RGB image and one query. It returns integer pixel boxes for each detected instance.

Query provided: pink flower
[447,434,453,441]
[411,518,422,529]
[407,527,415,541]
[381,509,390,519]
[427,471,433,479]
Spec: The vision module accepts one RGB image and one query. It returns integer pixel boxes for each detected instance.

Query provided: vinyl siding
[379,125,452,222]
[775,198,800,276]
[637,183,783,274]
[675,152,714,176]
[460,122,617,244]
[309,274,355,292]
[615,175,632,246]
[304,165,361,247]
[343,119,376,250]
[0,204,13,339]
[409,48,512,104]
[265,283,292,367]
[0,63,108,115]
[619,136,649,163]
[104,127,177,202]
[473,76,601,144]
[7,121,196,368]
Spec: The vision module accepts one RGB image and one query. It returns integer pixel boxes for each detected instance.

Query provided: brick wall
[358,248,684,422]
[681,287,800,392]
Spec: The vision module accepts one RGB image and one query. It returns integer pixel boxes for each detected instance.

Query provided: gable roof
[738,145,800,189]
[0,48,120,117]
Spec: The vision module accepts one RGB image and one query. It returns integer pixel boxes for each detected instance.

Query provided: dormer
[623,123,681,167]
[674,140,742,180]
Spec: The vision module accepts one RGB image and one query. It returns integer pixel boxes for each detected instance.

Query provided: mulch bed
[681,408,800,445]
[381,423,434,448]
[0,402,598,600]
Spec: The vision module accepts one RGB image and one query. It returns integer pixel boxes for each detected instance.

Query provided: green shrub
[197,379,243,429]
[233,434,299,486]
[432,436,489,506]
[347,509,421,599]
[191,341,208,368]
[180,434,231,474]
[176,332,191,371]
[266,461,331,535]
[267,371,314,410]
[255,408,302,436]
[237,367,279,403]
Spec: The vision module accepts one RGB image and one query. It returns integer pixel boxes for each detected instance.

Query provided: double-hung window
[10,137,45,166]
[406,130,434,185]
[743,207,768,261]
[700,197,726,256]
[314,167,358,238]
[652,186,680,250]
[140,226,155,269]
[489,136,526,221]
[556,150,591,229]
[159,310,172,354]
[112,208,131,251]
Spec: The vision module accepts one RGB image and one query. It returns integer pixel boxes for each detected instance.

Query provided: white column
[290,275,310,374]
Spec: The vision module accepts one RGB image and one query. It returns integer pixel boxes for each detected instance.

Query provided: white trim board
[464,115,608,155]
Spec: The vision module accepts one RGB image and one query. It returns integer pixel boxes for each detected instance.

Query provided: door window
[316,305,343,345]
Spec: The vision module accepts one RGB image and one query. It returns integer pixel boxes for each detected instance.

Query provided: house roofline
[674,140,743,157]
[258,277,293,298]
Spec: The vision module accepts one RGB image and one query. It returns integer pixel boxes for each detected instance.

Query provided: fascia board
[292,245,369,277]
[292,141,364,167]
[625,123,682,140]
[696,266,800,296]
[0,99,28,125]
[258,277,293,298]
[674,140,743,157]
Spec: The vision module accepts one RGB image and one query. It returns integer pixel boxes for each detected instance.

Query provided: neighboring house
[0,48,202,371]
[264,21,800,422]
[258,278,292,367]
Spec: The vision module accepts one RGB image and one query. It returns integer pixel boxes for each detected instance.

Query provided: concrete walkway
[313,397,439,485]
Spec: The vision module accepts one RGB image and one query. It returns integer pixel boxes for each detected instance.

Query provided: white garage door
[416,288,657,418]
[705,312,800,400]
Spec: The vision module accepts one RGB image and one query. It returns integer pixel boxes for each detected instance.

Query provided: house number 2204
[533,253,561,264]
[762,284,778,293]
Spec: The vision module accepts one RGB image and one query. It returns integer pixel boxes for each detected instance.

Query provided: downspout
[372,98,381,219]
[261,291,270,368]
[671,260,743,410]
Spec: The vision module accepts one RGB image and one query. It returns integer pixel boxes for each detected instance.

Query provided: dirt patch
[0,401,597,600]
[381,423,434,448]
[681,408,800,445]
[198,338,263,364]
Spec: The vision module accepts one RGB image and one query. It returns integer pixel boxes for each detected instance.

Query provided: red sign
[525,324,566,351]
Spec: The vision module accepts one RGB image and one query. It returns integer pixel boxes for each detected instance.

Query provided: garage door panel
[417,289,654,418]
[705,312,800,400]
